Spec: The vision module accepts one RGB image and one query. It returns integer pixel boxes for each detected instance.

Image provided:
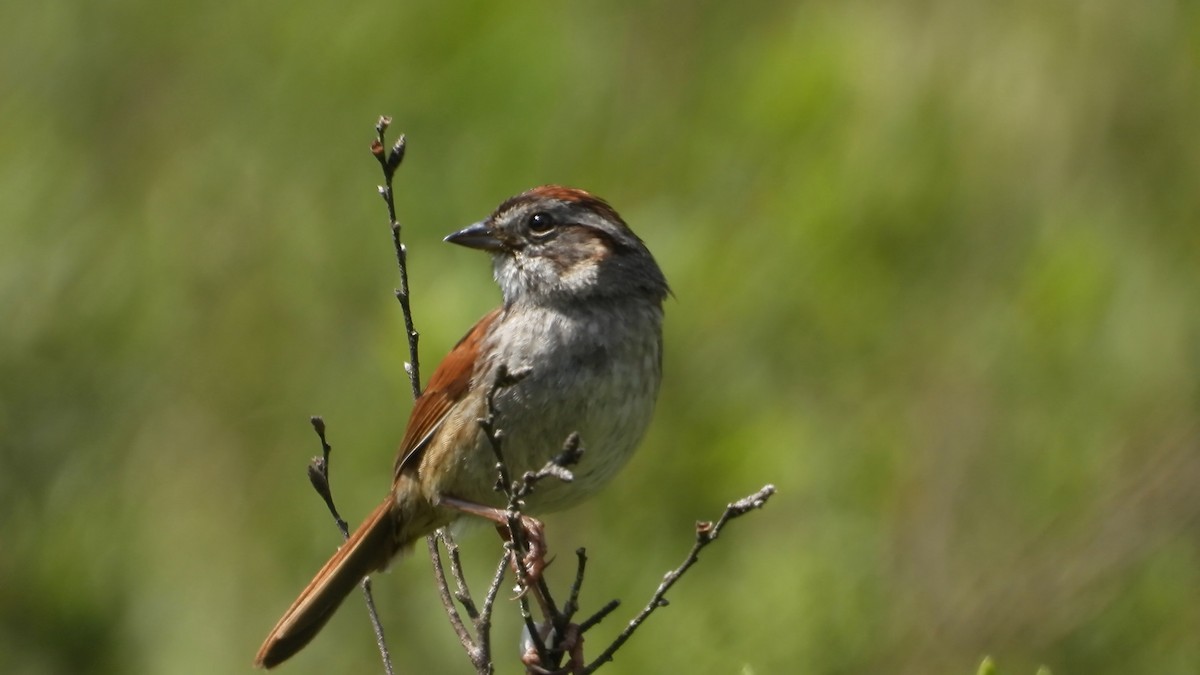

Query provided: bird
[255,185,669,668]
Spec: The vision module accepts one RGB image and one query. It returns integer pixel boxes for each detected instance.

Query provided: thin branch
[427,525,510,674]
[577,600,621,634]
[305,416,347,536]
[476,547,512,672]
[370,116,421,399]
[479,364,532,495]
[304,417,395,675]
[515,433,583,500]
[428,533,474,654]
[562,548,589,622]
[354,116,425,674]
[445,531,481,621]
[581,484,777,674]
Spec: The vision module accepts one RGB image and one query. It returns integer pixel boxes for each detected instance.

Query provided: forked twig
[581,484,777,674]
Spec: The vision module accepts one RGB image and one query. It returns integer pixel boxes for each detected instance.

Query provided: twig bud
[387,134,407,172]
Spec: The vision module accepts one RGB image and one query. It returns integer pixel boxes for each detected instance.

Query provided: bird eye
[527,211,555,236]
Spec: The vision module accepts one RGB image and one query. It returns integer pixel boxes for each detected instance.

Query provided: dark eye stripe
[561,223,639,255]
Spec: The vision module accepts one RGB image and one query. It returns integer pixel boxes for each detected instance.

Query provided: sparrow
[255,185,669,668]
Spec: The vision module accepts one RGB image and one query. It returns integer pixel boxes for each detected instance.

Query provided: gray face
[447,186,670,309]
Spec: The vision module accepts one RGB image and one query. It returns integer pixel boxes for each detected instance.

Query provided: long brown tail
[255,497,397,669]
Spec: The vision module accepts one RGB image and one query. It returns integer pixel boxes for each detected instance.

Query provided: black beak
[444,221,505,252]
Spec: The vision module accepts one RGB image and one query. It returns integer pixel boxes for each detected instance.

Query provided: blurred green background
[3,1,1198,673]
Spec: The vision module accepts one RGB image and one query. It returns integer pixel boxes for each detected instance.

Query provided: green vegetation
[2,1,1197,673]
[976,656,1053,675]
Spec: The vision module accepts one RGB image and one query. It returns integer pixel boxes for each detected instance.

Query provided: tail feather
[255,497,396,669]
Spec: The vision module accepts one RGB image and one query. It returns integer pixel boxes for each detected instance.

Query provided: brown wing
[393,308,502,479]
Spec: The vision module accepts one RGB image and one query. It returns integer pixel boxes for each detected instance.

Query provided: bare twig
[515,433,583,499]
[305,416,347,536]
[581,484,777,674]
[445,531,481,620]
[370,116,421,398]
[577,600,621,634]
[428,533,475,655]
[351,116,426,674]
[304,417,395,675]
[563,548,589,621]
[427,527,512,674]
[479,365,532,494]
[476,545,511,671]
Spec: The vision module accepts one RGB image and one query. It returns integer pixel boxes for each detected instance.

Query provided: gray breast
[487,302,663,512]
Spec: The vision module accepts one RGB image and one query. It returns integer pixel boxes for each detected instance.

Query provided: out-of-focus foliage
[976,656,1052,675]
[2,1,1198,674]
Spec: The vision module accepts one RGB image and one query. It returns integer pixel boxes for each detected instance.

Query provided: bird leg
[438,495,550,590]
